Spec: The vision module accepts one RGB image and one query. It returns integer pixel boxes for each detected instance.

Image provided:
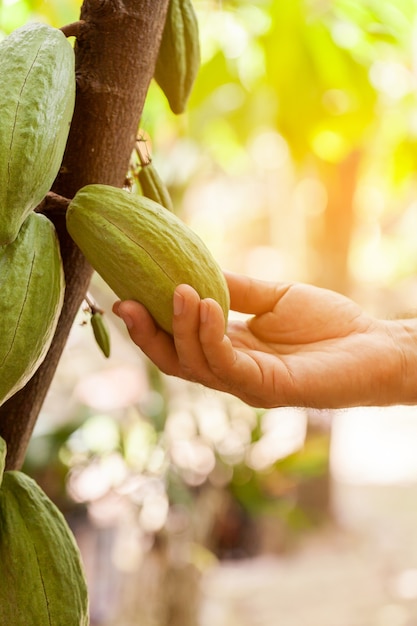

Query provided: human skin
[112,271,417,409]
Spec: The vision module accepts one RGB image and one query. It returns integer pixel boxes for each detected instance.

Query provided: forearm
[376,318,417,406]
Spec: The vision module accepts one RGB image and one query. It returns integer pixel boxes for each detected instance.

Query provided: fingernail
[173,290,184,316]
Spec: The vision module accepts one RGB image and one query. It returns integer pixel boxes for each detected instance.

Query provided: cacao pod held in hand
[66,184,229,334]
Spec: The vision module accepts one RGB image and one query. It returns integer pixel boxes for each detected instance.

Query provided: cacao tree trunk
[0,0,170,470]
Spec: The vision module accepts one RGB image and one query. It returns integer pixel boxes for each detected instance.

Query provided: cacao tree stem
[60,20,86,38]
[0,0,170,470]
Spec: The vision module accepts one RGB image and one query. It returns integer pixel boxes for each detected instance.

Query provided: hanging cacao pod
[0,470,89,625]
[154,0,200,114]
[0,22,75,244]
[91,311,111,358]
[0,212,65,406]
[138,160,175,213]
[66,184,229,334]
[0,437,5,487]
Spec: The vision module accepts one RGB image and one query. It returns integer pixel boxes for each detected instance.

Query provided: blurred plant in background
[3,0,417,623]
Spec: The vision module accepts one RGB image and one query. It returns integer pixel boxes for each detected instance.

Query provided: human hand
[113,272,417,409]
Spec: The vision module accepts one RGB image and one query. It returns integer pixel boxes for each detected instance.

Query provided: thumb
[225,271,291,315]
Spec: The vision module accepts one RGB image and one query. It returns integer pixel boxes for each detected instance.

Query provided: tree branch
[35,191,70,216]
[0,0,170,470]
[60,20,86,38]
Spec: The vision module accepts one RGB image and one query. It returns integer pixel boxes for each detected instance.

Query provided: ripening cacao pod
[0,212,65,406]
[66,184,229,334]
[154,0,200,114]
[0,22,75,244]
[0,470,89,625]
[138,161,175,213]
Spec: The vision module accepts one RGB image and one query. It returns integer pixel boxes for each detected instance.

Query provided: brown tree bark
[0,0,170,470]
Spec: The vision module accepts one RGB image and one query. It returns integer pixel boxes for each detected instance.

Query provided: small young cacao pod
[0,212,65,406]
[91,311,111,358]
[0,470,89,625]
[0,22,75,244]
[138,161,175,213]
[66,184,230,334]
[0,437,5,487]
[154,0,200,114]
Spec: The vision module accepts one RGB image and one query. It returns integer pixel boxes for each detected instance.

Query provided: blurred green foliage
[142,0,417,187]
[0,0,77,32]
[4,0,417,186]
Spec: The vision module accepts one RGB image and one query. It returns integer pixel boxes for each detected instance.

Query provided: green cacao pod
[0,437,5,487]
[138,161,175,213]
[91,311,111,358]
[154,0,200,114]
[66,184,230,334]
[0,212,65,406]
[0,470,89,625]
[0,22,75,244]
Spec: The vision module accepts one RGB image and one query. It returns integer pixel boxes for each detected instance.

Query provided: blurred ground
[79,477,417,626]
[197,412,417,626]
[199,528,414,626]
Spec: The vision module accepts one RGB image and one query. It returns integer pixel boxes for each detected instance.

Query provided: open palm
[114,272,405,409]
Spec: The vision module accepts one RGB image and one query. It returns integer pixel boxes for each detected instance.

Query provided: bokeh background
[3,1,417,624]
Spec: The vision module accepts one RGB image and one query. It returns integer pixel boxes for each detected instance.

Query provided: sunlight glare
[171,439,216,478]
[249,130,289,170]
[331,20,361,49]
[74,365,148,411]
[247,408,307,471]
[294,177,328,218]
[68,454,127,503]
[393,568,417,600]
[331,406,417,484]
[311,129,348,162]
[139,492,169,533]
[370,61,415,99]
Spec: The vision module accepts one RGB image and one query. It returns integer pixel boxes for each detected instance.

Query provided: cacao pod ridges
[66,184,229,335]
[0,212,65,406]
[0,22,75,244]
[154,0,201,114]
[0,470,89,625]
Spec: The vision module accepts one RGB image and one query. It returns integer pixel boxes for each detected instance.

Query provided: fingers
[224,271,291,315]
[113,287,238,390]
[171,284,211,381]
[113,286,223,382]
[199,298,237,370]
[113,280,269,401]
[113,300,181,376]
